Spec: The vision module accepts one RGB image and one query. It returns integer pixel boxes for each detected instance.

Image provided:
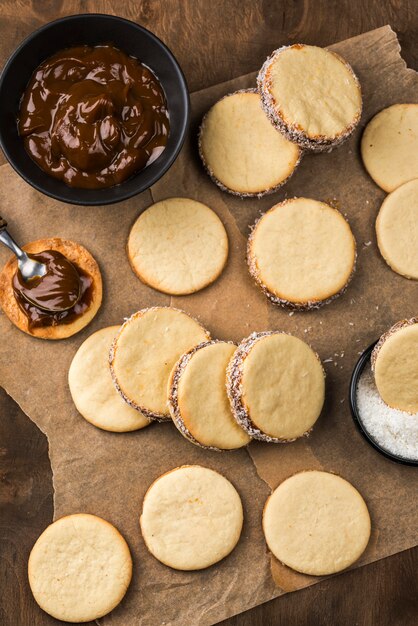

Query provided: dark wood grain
[0,1,417,625]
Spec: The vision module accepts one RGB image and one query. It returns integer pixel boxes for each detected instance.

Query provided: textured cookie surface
[248,198,356,308]
[128,198,228,295]
[199,90,301,195]
[110,307,210,420]
[28,513,132,622]
[372,320,418,413]
[168,341,251,450]
[0,238,102,339]
[140,465,243,570]
[69,326,150,432]
[361,104,418,192]
[258,45,362,150]
[227,332,325,442]
[375,179,418,279]
[263,471,370,575]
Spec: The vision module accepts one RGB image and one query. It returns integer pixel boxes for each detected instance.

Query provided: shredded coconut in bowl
[356,363,418,461]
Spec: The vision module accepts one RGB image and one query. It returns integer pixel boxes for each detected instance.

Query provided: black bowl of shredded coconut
[350,343,418,466]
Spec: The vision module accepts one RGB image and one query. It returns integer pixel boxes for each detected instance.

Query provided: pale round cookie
[168,341,251,451]
[226,331,325,442]
[361,104,418,192]
[128,198,229,295]
[0,237,102,339]
[248,198,356,309]
[110,307,210,420]
[140,465,243,570]
[263,471,371,576]
[199,89,301,196]
[258,45,362,151]
[375,179,418,279]
[371,318,418,413]
[69,326,150,432]
[28,513,132,622]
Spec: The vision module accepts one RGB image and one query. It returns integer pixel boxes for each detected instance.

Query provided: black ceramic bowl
[349,342,418,467]
[0,14,189,206]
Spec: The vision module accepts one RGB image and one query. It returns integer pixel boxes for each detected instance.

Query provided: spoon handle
[0,218,27,262]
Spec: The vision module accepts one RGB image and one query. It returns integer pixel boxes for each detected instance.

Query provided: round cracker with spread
[0,237,102,339]
[69,325,150,432]
[28,513,132,622]
[226,331,325,442]
[248,198,356,309]
[263,471,371,576]
[128,198,228,295]
[375,179,418,280]
[371,317,418,413]
[257,44,362,151]
[168,341,251,451]
[140,465,243,570]
[110,307,210,420]
[199,89,301,196]
[361,103,418,192]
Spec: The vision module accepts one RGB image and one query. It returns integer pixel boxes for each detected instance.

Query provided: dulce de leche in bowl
[18,44,170,189]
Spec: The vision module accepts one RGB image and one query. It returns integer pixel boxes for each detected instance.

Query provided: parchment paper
[0,26,417,625]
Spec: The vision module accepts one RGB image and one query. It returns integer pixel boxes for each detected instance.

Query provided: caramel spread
[13,250,92,329]
[18,45,169,189]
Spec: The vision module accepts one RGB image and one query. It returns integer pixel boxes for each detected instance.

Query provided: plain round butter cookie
[28,513,132,622]
[361,103,418,192]
[375,179,418,280]
[140,465,243,570]
[128,198,228,295]
[263,471,371,575]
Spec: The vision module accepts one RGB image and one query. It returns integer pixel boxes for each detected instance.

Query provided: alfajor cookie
[28,513,132,622]
[263,471,371,576]
[375,179,418,280]
[140,465,243,570]
[258,44,362,151]
[0,238,102,339]
[69,326,150,432]
[226,331,325,443]
[168,341,251,451]
[371,318,418,413]
[361,104,418,192]
[199,89,301,196]
[248,198,356,309]
[128,198,228,295]
[110,307,210,420]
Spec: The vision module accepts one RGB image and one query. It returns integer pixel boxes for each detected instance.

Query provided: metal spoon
[0,216,47,281]
[0,216,80,312]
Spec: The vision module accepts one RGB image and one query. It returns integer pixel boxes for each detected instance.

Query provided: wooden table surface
[0,2,417,625]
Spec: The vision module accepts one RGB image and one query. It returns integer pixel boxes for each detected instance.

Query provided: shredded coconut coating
[168,340,238,452]
[371,316,418,371]
[247,199,357,310]
[198,88,302,198]
[109,307,210,422]
[356,362,418,461]
[226,331,325,443]
[257,45,362,153]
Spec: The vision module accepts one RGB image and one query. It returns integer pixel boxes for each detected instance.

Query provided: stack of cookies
[69,306,325,449]
[199,44,362,199]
